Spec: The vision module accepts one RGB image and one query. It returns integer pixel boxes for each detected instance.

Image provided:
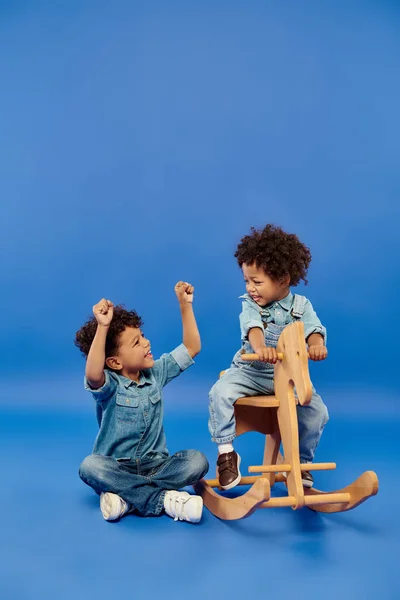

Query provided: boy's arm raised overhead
[175,281,201,359]
[86,298,114,389]
[150,282,198,389]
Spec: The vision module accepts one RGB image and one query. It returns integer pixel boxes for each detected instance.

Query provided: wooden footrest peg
[249,462,336,473]
[304,493,350,506]
[248,464,292,474]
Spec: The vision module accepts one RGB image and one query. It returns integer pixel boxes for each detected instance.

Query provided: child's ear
[105,356,122,370]
[281,274,290,287]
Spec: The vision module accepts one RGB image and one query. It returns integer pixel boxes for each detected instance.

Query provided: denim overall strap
[291,294,307,319]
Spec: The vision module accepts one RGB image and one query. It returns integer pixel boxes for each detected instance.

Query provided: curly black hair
[234,224,312,286]
[75,305,143,365]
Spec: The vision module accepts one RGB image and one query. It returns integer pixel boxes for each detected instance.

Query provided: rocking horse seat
[235,395,299,408]
[235,396,280,408]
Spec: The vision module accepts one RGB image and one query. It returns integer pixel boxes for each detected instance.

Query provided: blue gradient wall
[1,0,399,394]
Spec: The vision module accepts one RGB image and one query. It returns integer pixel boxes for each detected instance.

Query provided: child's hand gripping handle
[241,352,315,361]
[241,352,285,362]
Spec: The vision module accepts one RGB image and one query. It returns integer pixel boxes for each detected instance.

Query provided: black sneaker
[302,470,314,488]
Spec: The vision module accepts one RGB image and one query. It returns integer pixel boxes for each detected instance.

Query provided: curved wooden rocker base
[193,477,271,520]
[302,470,379,513]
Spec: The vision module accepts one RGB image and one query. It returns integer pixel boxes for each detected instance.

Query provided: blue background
[1,0,399,388]
[1,1,399,599]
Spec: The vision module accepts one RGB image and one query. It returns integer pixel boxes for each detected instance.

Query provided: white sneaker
[164,491,203,523]
[100,492,131,521]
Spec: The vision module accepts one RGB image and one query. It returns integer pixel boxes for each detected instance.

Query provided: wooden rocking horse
[194,321,378,520]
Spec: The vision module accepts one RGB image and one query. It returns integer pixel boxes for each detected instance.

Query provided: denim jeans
[79,450,209,516]
[208,365,329,463]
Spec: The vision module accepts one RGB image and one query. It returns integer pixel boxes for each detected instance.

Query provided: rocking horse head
[276,321,312,406]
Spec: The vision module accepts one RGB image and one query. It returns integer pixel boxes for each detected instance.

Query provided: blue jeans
[79,450,209,516]
[208,366,329,463]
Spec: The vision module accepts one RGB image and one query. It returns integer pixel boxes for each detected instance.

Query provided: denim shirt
[84,344,194,463]
[234,292,326,373]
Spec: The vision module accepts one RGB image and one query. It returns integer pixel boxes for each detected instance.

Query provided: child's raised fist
[93,298,114,326]
[174,281,194,304]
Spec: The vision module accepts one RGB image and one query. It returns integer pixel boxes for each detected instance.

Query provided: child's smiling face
[242,263,290,306]
[106,326,155,378]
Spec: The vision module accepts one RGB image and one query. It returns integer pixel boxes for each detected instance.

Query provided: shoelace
[119,498,128,514]
[218,455,235,474]
[167,493,187,522]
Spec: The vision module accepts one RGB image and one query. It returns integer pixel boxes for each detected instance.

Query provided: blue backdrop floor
[1,381,398,600]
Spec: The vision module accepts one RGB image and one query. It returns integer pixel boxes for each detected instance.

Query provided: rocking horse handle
[241,352,285,361]
[241,352,311,361]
